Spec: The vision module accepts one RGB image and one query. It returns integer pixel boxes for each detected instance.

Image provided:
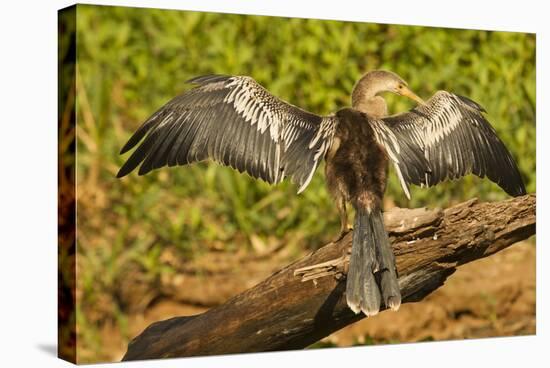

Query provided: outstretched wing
[372,91,525,197]
[117,75,337,193]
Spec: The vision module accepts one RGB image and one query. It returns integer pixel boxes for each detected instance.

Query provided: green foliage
[73,4,535,361]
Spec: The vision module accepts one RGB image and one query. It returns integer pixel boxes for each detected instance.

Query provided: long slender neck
[352,82,378,103]
[352,82,388,117]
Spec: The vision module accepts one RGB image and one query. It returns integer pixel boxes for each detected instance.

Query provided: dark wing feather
[373,91,525,197]
[369,118,431,199]
[117,75,337,193]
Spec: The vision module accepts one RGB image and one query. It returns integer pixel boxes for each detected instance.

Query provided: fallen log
[123,194,536,361]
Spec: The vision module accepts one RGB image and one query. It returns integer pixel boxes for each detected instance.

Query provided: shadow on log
[123,194,536,361]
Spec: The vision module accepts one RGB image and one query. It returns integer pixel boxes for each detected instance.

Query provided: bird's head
[352,70,425,109]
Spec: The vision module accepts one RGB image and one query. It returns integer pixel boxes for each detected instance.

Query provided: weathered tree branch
[123,194,535,361]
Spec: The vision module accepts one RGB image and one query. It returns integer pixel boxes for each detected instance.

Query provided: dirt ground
[98,240,535,361]
[327,240,536,346]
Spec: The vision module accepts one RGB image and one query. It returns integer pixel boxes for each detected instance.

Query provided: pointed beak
[399,86,425,105]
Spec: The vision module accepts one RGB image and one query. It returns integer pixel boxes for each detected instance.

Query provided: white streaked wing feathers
[118,75,337,193]
[376,90,525,197]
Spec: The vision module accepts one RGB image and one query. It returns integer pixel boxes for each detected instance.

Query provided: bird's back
[325,108,389,207]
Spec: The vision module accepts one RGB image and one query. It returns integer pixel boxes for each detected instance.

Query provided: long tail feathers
[346,207,401,316]
[371,210,401,311]
[346,208,380,315]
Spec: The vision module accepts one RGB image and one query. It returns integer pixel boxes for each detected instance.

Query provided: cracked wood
[123,194,535,361]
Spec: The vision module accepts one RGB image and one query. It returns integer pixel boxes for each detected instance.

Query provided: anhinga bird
[117,70,526,316]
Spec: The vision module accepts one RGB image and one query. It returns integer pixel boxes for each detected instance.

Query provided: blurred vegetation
[73,4,535,362]
[58,5,77,362]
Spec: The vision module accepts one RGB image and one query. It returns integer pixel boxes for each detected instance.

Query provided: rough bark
[123,194,535,361]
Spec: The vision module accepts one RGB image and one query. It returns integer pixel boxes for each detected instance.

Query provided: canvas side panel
[58,4,77,364]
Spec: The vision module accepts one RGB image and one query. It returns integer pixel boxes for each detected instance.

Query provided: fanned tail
[346,206,380,315]
[346,206,401,316]
[370,208,401,310]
